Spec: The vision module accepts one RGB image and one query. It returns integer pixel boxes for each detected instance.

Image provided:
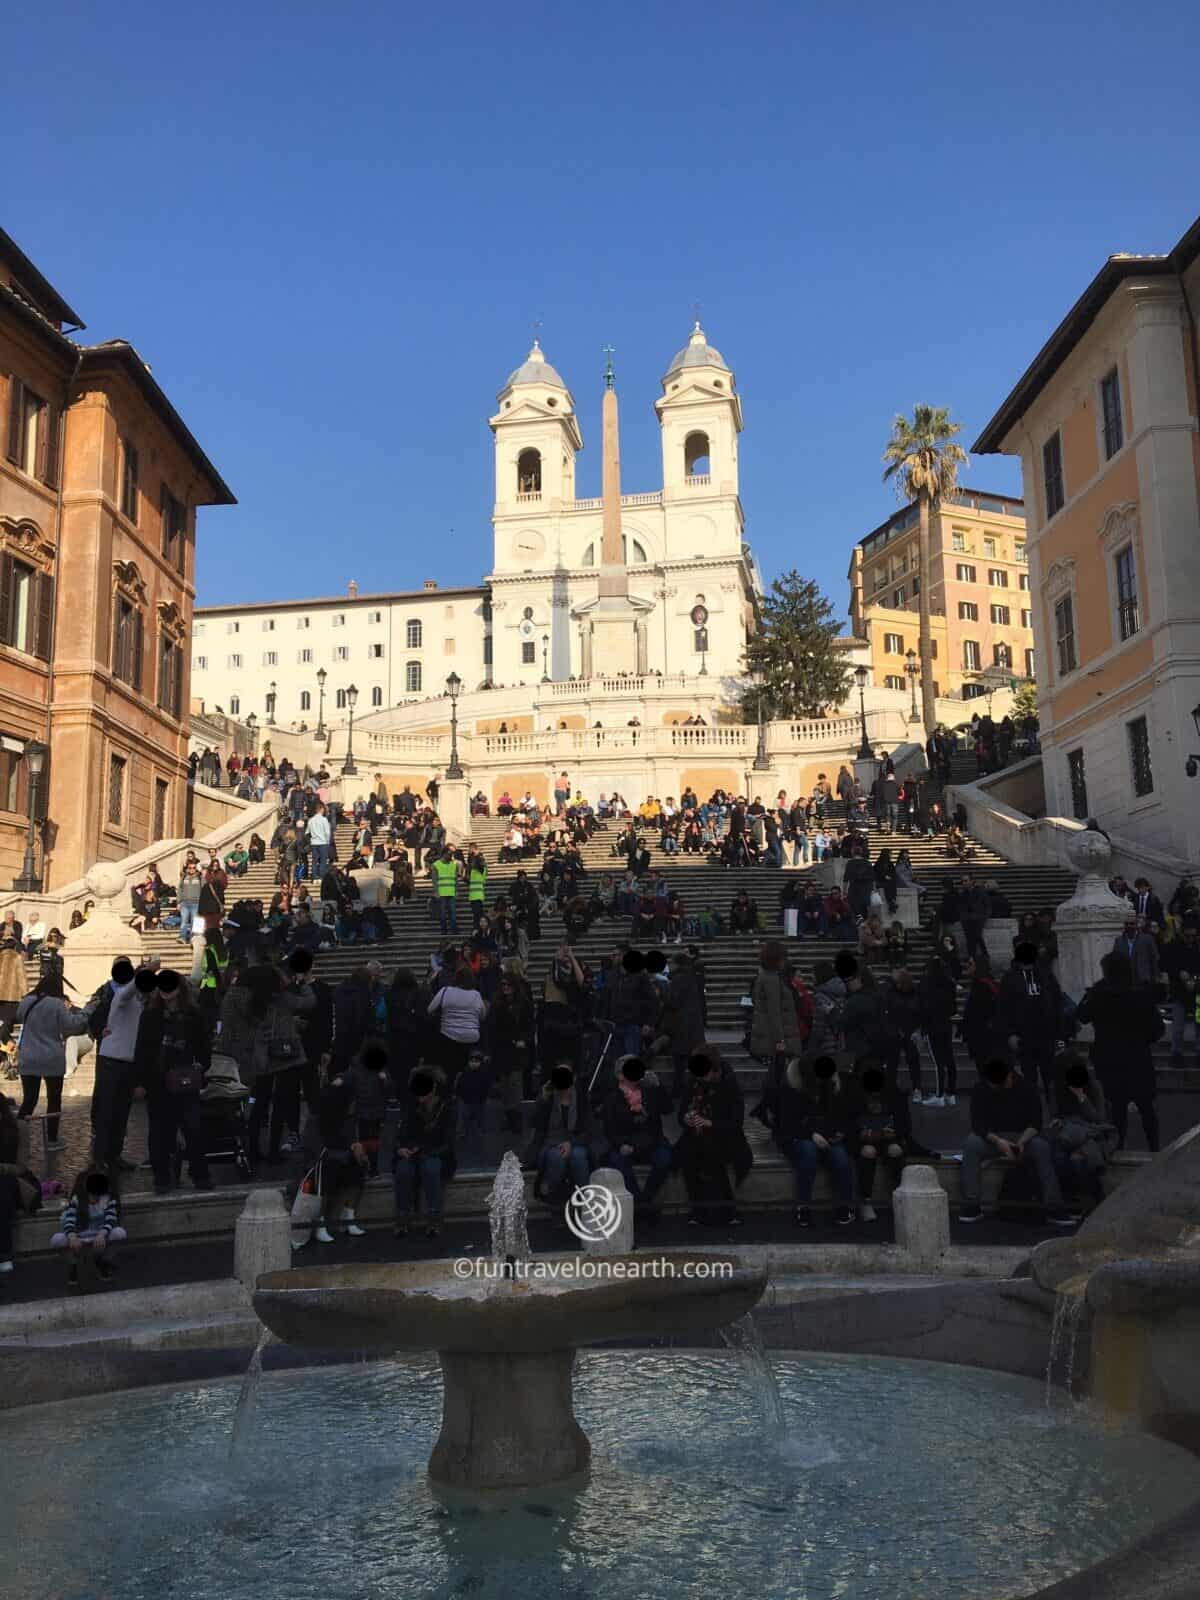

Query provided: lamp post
[752,667,770,771]
[315,667,328,743]
[1186,702,1200,780]
[267,680,277,726]
[445,671,464,779]
[246,711,258,745]
[699,647,708,677]
[854,664,873,759]
[541,633,550,684]
[341,684,359,776]
[905,649,919,723]
[11,738,48,892]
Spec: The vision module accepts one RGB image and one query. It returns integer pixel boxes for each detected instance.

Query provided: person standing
[134,969,213,1195]
[431,845,460,935]
[1077,950,1164,1151]
[177,862,202,946]
[995,941,1063,1097]
[1162,925,1200,1062]
[959,876,990,962]
[306,802,333,883]
[16,974,91,1148]
[467,849,488,931]
[88,958,145,1172]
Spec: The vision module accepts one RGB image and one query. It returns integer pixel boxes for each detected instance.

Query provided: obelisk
[591,349,640,675]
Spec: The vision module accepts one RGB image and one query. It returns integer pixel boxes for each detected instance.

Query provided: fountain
[252,1153,767,1489]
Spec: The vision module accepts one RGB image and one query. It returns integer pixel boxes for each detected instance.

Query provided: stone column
[431,1348,591,1489]
[234,1188,293,1291]
[893,1164,950,1266]
[438,778,471,844]
[1054,831,1131,1035]
[581,1166,635,1255]
[62,863,141,1004]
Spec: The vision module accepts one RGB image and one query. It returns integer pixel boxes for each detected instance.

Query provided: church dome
[664,321,730,379]
[503,340,569,392]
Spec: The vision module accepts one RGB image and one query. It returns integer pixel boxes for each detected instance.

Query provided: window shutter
[32,571,54,660]
[5,379,23,464]
[160,484,170,557]
[112,594,123,677]
[133,609,144,692]
[172,642,183,717]
[0,555,12,647]
[41,403,60,488]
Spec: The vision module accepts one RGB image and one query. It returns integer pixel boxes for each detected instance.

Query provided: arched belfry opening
[684,431,711,478]
[517,448,542,495]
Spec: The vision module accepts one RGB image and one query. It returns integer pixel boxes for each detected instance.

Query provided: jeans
[178,902,196,942]
[437,896,457,934]
[470,900,485,930]
[90,1056,138,1166]
[611,1143,673,1205]
[785,1137,854,1207]
[539,1143,590,1194]
[791,838,809,865]
[959,1132,1062,1208]
[926,1030,957,1096]
[857,1145,904,1206]
[767,838,783,868]
[885,1035,922,1094]
[961,918,987,960]
[611,1022,643,1062]
[1171,1000,1198,1054]
[147,1088,211,1190]
[887,803,899,831]
[394,1153,444,1218]
[310,842,331,880]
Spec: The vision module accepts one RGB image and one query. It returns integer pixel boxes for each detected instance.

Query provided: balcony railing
[568,491,664,511]
[514,492,542,504]
[684,474,711,489]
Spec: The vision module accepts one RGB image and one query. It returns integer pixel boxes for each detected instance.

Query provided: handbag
[165,1062,203,1094]
[291,1158,324,1226]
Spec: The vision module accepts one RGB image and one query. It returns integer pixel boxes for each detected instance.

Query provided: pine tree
[740,572,851,721]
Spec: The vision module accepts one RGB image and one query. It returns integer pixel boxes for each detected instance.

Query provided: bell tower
[656,322,743,516]
[489,341,583,574]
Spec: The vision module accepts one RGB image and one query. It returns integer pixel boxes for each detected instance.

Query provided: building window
[962,639,981,671]
[0,741,28,815]
[1067,749,1088,819]
[1025,648,1036,678]
[988,568,1008,588]
[264,688,276,719]
[1019,573,1031,591]
[228,621,240,634]
[993,642,1012,668]
[1020,609,1033,630]
[983,537,997,559]
[161,488,186,572]
[300,690,311,711]
[1115,546,1140,640]
[112,597,144,691]
[444,637,456,655]
[335,688,346,710]
[263,651,277,666]
[931,680,940,698]
[406,619,422,648]
[297,615,310,629]
[405,661,422,693]
[368,610,382,624]
[334,645,348,661]
[157,635,182,718]
[371,685,383,707]
[952,531,966,553]
[521,640,536,665]
[1101,367,1124,459]
[911,575,921,595]
[121,441,139,522]
[1054,596,1076,676]
[262,618,275,632]
[332,613,346,627]
[193,623,206,636]
[107,753,126,827]
[892,587,906,607]
[955,563,976,583]
[884,674,904,690]
[229,696,240,715]
[5,380,57,485]
[227,653,242,669]
[153,778,169,842]
[299,648,312,664]
[483,636,493,666]
[958,601,978,621]
[194,655,207,670]
[990,604,1010,625]
[1043,431,1065,518]
[1127,716,1153,798]
[1015,542,1027,564]
[929,639,938,659]
[0,554,53,660]
[873,571,888,592]
[369,643,384,659]
[883,633,904,654]
[444,605,454,620]
[693,626,708,653]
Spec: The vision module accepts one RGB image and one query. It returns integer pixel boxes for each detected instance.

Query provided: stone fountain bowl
[254,1253,767,1355]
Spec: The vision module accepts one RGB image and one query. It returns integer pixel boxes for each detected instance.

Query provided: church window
[546,397,557,408]
[405,661,422,692]
[693,626,708,653]
[371,686,383,707]
[335,689,347,709]
[684,432,710,478]
[517,448,542,495]
[300,691,311,711]
[523,606,534,619]
[521,641,536,665]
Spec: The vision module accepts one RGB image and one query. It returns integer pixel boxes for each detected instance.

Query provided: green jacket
[432,857,458,898]
[468,866,487,903]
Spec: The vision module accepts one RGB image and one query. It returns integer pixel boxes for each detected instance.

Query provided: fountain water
[720,1312,785,1430]
[229,1327,273,1459]
[488,1149,531,1270]
[1044,1281,1086,1409]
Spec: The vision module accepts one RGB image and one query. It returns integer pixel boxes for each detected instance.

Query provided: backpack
[86,984,113,1042]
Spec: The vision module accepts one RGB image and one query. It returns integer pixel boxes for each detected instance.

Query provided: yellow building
[974,213,1200,866]
[848,490,1033,702]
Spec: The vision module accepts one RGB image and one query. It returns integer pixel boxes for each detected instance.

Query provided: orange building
[974,214,1200,866]
[1,226,234,890]
[848,490,1033,701]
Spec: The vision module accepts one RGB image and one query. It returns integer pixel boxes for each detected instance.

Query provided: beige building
[848,490,1033,703]
[974,213,1200,866]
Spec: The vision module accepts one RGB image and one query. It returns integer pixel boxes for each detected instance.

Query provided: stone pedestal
[982,918,1018,974]
[582,1167,635,1255]
[438,778,471,844]
[895,885,920,930]
[1054,831,1132,1037]
[62,864,138,1004]
[431,1348,590,1489]
[234,1188,293,1291]
[893,1164,950,1266]
[813,856,846,890]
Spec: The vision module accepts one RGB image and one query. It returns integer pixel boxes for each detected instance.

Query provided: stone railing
[362,732,451,758]
[547,674,691,698]
[514,492,542,504]
[683,474,711,489]
[568,492,663,511]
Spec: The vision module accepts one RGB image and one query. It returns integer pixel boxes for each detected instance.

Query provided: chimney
[348,579,359,598]
[423,579,437,590]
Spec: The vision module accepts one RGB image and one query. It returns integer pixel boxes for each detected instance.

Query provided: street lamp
[315,667,328,743]
[752,666,770,770]
[541,633,550,683]
[445,671,464,779]
[341,684,359,776]
[699,647,708,676]
[11,738,48,892]
[905,649,919,723]
[1185,703,1200,779]
[267,680,277,726]
[854,664,873,759]
[246,711,258,740]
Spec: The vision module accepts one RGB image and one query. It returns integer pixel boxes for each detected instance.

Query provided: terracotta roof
[0,226,84,328]
[195,584,488,615]
[974,213,1200,454]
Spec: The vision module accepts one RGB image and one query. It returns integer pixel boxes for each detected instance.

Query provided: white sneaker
[343,1222,366,1237]
[945,1094,958,1107]
[924,1095,945,1108]
[859,1203,877,1223]
[314,1225,334,1244]
[0,1260,13,1273]
[911,1089,923,1104]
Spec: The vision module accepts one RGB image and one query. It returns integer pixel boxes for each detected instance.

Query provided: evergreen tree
[740,572,851,720]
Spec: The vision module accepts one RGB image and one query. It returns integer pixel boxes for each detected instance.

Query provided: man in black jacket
[1163,925,1200,1061]
[995,941,1063,1096]
[959,1057,1073,1225]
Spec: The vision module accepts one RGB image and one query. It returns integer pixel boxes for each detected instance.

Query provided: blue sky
[7,1,1199,618]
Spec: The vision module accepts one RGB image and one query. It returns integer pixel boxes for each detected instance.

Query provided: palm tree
[882,406,969,739]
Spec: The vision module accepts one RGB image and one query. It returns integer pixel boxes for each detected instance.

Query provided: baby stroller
[173,1053,253,1184]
